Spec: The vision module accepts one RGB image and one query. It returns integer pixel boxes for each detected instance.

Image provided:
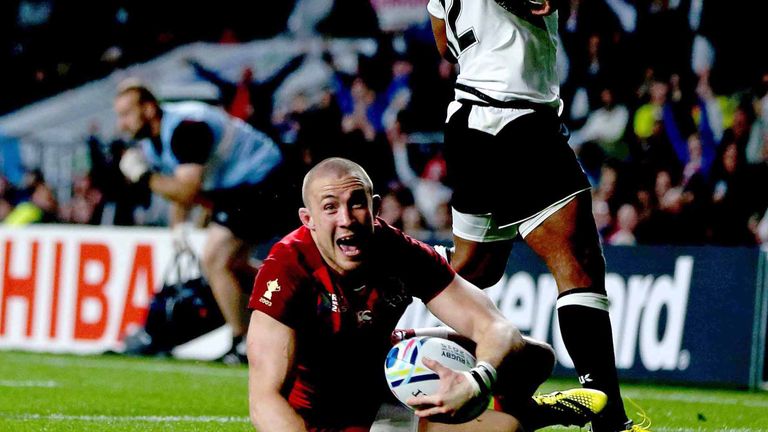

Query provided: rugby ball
[384,336,491,424]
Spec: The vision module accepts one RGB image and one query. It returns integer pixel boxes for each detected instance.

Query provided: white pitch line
[652,428,764,432]
[6,354,247,378]
[0,380,58,388]
[622,392,768,408]
[6,415,766,430]
[513,427,763,432]
[9,414,250,423]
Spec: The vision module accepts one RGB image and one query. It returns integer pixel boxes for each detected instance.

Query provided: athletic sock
[232,334,245,354]
[557,288,629,431]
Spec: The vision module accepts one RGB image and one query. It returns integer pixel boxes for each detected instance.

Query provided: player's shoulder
[253,227,315,297]
[265,226,320,273]
[373,218,407,243]
[374,218,436,255]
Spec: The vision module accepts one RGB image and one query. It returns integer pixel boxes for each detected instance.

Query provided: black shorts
[205,164,302,243]
[444,102,590,225]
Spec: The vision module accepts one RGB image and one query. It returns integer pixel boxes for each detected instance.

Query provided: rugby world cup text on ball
[439,342,473,367]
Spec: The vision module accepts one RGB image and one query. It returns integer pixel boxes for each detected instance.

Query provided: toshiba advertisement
[0,226,176,354]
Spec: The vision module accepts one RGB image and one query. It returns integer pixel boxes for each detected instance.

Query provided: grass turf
[1,350,766,431]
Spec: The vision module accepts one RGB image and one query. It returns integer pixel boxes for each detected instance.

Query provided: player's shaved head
[302,158,374,207]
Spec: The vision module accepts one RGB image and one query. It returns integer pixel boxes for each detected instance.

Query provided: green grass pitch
[1,351,766,431]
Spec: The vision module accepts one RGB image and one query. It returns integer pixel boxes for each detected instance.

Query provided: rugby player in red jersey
[246,158,605,431]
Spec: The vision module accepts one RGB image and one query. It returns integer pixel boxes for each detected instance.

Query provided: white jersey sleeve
[427,0,446,19]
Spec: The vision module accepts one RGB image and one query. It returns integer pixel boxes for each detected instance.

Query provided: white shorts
[452,191,582,242]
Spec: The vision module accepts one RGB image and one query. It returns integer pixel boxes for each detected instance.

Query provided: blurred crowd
[0,0,300,115]
[2,0,768,247]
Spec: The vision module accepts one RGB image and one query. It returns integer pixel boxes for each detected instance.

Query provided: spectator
[58,175,103,225]
[378,189,406,230]
[755,207,768,245]
[289,89,346,166]
[0,176,17,221]
[709,139,755,245]
[570,87,630,160]
[14,168,47,204]
[187,54,306,135]
[340,76,383,142]
[607,204,639,246]
[4,182,58,226]
[388,116,452,232]
[679,132,713,186]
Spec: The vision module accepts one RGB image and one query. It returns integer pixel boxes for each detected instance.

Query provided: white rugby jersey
[427,0,561,108]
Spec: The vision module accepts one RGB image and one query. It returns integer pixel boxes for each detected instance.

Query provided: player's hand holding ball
[119,148,151,183]
[407,356,486,422]
[384,337,493,424]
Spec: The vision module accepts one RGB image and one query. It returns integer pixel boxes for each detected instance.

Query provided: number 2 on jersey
[442,0,478,58]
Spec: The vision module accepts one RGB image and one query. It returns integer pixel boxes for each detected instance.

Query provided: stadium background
[1,0,768,430]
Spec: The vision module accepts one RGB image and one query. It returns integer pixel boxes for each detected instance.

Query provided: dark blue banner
[497,244,763,388]
[397,242,766,388]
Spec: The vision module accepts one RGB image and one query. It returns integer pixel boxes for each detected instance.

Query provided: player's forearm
[249,392,308,432]
[148,174,199,205]
[169,202,191,226]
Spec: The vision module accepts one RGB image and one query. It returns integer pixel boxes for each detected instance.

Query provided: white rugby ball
[384,336,491,424]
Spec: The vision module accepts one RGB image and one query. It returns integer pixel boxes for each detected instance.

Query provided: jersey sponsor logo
[356,310,373,325]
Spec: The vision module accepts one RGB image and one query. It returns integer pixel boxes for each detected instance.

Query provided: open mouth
[336,235,363,257]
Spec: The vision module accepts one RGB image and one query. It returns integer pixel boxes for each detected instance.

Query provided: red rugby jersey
[249,218,454,429]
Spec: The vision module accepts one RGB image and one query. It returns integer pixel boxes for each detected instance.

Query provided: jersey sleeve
[248,245,309,329]
[427,0,446,19]
[170,120,215,165]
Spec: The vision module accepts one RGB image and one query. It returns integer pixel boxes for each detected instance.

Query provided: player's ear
[372,194,382,217]
[299,207,314,230]
[143,102,158,119]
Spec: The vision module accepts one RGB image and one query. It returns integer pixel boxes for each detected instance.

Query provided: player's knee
[528,344,556,391]
[523,338,555,372]
[459,266,505,288]
[536,342,556,374]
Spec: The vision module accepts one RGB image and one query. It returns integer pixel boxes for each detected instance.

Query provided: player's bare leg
[524,191,630,431]
[450,236,513,288]
[418,410,522,432]
[202,223,249,364]
[524,192,604,291]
